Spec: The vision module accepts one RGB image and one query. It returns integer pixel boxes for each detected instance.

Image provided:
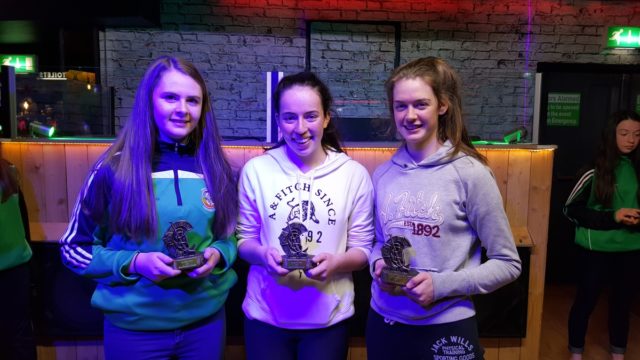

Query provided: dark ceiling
[0,0,161,69]
[0,0,161,27]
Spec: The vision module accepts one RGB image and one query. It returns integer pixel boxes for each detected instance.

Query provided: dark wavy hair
[271,71,343,153]
[385,57,486,164]
[95,56,237,240]
[594,110,640,207]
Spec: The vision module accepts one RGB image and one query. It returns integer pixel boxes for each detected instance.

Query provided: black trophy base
[173,252,205,271]
[282,255,316,270]
[381,268,418,286]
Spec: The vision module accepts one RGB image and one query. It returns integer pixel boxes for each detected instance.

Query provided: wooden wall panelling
[64,145,90,220]
[346,147,376,175]
[74,340,104,360]
[347,348,367,360]
[21,143,45,237]
[485,150,509,207]
[87,144,107,167]
[505,150,532,229]
[37,144,69,241]
[223,147,246,173]
[51,341,75,360]
[477,149,488,184]
[481,338,500,360]
[374,147,394,171]
[37,340,104,360]
[1,142,23,182]
[43,144,68,223]
[242,145,266,163]
[49,339,104,360]
[521,150,554,360]
[223,146,265,173]
[36,343,56,360]
[347,338,367,360]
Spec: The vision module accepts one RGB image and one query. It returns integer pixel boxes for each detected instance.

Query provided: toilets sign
[37,72,68,80]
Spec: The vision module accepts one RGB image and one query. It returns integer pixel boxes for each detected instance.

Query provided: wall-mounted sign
[607,26,640,48]
[37,72,67,80]
[0,54,37,74]
[547,92,581,127]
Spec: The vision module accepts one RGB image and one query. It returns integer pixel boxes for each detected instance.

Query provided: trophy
[380,236,418,286]
[162,220,205,271]
[279,222,316,270]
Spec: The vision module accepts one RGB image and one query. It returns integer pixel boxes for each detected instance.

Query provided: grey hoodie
[370,141,521,325]
[237,146,374,329]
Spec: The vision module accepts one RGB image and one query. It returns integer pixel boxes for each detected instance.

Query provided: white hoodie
[237,146,374,329]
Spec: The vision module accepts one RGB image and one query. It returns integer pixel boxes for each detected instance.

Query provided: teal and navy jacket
[59,140,237,331]
[564,156,640,252]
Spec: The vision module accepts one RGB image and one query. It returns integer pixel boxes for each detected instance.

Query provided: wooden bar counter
[0,139,555,360]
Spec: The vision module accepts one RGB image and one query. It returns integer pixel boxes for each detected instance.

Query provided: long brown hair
[97,56,237,240]
[594,110,640,207]
[385,57,486,164]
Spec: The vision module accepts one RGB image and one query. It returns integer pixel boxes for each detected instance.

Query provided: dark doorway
[537,63,640,283]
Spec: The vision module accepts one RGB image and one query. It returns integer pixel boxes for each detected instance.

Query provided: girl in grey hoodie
[366,57,522,360]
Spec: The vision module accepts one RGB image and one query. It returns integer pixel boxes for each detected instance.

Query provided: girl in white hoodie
[236,72,374,360]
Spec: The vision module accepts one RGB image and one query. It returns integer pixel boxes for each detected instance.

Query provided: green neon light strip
[471,140,509,145]
[48,137,116,141]
[607,26,640,48]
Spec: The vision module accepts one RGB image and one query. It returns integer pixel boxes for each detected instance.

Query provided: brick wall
[100,0,640,141]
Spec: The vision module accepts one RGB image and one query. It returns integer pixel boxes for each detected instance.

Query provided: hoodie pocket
[262,274,340,328]
[372,281,452,321]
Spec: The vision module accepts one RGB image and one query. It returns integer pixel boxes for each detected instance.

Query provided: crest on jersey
[201,188,215,211]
